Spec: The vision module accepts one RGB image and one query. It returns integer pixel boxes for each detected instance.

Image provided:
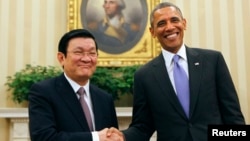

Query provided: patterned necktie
[77,87,94,131]
[173,55,190,117]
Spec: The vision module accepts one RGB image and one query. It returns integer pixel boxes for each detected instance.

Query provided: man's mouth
[165,33,178,39]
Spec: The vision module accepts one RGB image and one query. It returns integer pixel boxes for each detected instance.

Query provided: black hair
[58,29,98,55]
[150,2,183,27]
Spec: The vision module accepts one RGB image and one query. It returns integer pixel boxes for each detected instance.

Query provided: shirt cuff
[92,131,99,141]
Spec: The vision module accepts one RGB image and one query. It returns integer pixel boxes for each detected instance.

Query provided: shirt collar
[64,73,90,96]
[162,44,187,67]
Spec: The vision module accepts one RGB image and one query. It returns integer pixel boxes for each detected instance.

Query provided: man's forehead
[155,7,181,17]
[105,0,116,2]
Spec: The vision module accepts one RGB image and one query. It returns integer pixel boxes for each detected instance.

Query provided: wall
[0,0,250,140]
[0,0,67,140]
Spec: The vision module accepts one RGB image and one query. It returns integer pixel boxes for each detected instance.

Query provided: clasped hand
[98,127,124,141]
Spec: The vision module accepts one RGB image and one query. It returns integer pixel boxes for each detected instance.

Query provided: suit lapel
[89,85,100,129]
[186,47,203,118]
[55,74,90,130]
[152,54,187,119]
[153,48,203,119]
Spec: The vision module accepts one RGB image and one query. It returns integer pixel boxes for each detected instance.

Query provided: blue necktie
[173,55,190,117]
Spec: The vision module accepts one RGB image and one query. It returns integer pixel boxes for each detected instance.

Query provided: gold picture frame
[68,0,161,66]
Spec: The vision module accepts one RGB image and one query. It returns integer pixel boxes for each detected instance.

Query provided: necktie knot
[173,55,180,63]
[77,87,85,96]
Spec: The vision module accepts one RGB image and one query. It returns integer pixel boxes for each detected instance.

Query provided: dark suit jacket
[123,46,245,141]
[28,74,118,141]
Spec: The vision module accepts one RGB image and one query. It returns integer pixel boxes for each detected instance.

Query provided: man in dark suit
[107,2,245,141]
[28,29,121,141]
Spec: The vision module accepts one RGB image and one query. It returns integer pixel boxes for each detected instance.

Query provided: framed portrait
[68,0,161,66]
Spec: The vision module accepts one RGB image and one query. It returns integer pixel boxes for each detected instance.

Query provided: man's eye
[74,51,82,55]
[171,18,180,23]
[89,52,97,57]
[157,22,166,27]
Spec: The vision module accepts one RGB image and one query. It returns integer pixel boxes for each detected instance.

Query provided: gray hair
[150,2,183,27]
[115,0,126,9]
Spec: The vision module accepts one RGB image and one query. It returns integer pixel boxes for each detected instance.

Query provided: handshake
[98,127,125,141]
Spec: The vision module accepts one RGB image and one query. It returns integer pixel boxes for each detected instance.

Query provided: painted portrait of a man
[81,0,148,54]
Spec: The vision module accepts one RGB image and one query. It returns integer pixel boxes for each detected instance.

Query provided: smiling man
[149,5,186,54]
[107,2,245,141]
[28,29,121,141]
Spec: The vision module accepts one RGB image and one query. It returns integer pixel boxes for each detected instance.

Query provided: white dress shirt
[161,44,189,93]
[64,73,99,141]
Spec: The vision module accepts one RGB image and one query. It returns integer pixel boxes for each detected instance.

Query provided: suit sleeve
[122,69,155,141]
[215,52,245,124]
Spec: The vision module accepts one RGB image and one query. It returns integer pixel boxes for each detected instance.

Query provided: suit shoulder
[32,76,56,87]
[189,47,223,59]
[188,47,226,64]
[30,73,63,89]
[135,56,160,76]
[191,47,221,54]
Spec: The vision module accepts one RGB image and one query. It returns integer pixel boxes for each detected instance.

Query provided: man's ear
[149,27,155,38]
[57,52,65,66]
[182,18,187,30]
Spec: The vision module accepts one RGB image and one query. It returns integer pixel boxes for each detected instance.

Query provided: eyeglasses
[67,51,98,58]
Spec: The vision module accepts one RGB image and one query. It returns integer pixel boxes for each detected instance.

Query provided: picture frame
[68,0,161,66]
